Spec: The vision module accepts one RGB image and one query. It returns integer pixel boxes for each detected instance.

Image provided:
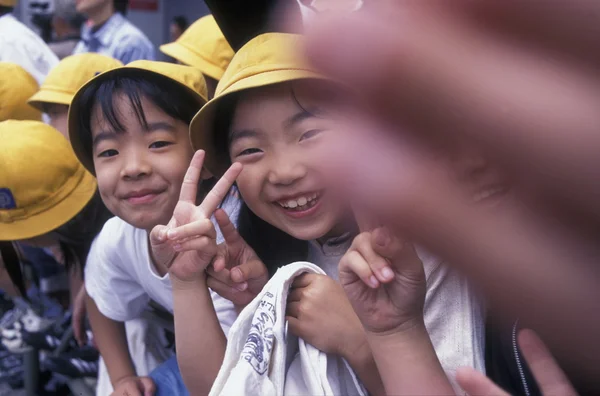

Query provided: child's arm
[339,228,455,395]
[171,272,227,394]
[86,295,155,395]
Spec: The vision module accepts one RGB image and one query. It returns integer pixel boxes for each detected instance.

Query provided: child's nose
[120,152,152,179]
[267,157,307,186]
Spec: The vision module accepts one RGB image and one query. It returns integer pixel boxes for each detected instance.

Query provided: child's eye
[300,129,323,141]
[149,141,172,149]
[237,148,263,157]
[98,149,118,158]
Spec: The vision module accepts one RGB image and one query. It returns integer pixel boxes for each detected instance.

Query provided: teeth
[278,193,320,209]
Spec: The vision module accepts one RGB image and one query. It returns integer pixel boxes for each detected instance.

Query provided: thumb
[231,257,267,284]
[139,377,156,396]
[212,244,228,272]
[149,225,169,246]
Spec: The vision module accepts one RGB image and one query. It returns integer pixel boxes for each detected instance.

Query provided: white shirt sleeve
[419,249,486,391]
[85,220,150,322]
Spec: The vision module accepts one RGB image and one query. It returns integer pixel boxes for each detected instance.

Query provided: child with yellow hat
[0,63,42,122]
[67,60,238,395]
[151,33,484,395]
[0,120,112,377]
[28,53,122,139]
[160,15,234,99]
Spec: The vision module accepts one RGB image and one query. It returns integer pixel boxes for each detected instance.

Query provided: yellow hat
[68,60,209,173]
[160,15,234,81]
[190,33,329,176]
[0,63,42,122]
[28,54,123,111]
[0,0,17,6]
[0,120,97,241]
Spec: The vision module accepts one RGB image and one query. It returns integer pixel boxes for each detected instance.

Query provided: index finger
[199,163,243,217]
[179,150,205,203]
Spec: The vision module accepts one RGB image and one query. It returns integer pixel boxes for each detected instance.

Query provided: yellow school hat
[0,63,41,122]
[68,60,209,173]
[0,120,97,241]
[190,33,328,176]
[28,54,123,111]
[160,15,234,80]
[0,0,17,6]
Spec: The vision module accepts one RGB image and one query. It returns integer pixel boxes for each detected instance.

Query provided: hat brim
[28,90,73,111]
[160,42,225,81]
[69,67,208,175]
[190,69,328,176]
[0,170,97,241]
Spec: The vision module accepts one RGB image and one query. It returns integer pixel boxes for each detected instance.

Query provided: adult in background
[0,0,58,85]
[50,0,86,59]
[73,0,155,64]
[169,16,188,42]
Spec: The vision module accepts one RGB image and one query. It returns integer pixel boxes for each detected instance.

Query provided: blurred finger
[207,276,246,298]
[149,225,168,245]
[306,10,600,218]
[200,163,243,217]
[456,367,509,396]
[519,329,578,396]
[167,218,215,241]
[179,150,205,203]
[211,251,227,272]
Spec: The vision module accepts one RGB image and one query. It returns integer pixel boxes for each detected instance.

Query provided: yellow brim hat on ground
[0,63,41,122]
[0,120,97,241]
[189,33,331,176]
[28,54,123,111]
[160,15,234,81]
[68,60,209,174]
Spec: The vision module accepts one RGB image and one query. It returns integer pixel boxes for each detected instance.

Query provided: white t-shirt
[0,14,58,85]
[85,213,238,335]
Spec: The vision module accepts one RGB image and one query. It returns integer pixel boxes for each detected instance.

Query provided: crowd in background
[0,0,598,396]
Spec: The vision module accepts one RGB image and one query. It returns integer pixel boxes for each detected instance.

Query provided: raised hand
[205,209,269,307]
[338,222,426,335]
[149,150,242,281]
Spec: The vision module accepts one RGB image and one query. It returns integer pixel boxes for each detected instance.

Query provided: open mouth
[275,192,321,212]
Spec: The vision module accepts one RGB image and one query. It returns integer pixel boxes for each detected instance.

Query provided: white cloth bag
[209,261,366,396]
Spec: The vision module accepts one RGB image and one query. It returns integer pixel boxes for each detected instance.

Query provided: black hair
[172,16,188,32]
[53,190,113,277]
[76,74,202,167]
[113,0,128,15]
[210,88,309,276]
[0,6,13,16]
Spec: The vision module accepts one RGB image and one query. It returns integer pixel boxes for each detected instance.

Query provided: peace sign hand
[149,150,242,282]
[205,209,269,307]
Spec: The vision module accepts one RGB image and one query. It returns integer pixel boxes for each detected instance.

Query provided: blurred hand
[111,375,155,396]
[457,329,578,396]
[302,1,600,387]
